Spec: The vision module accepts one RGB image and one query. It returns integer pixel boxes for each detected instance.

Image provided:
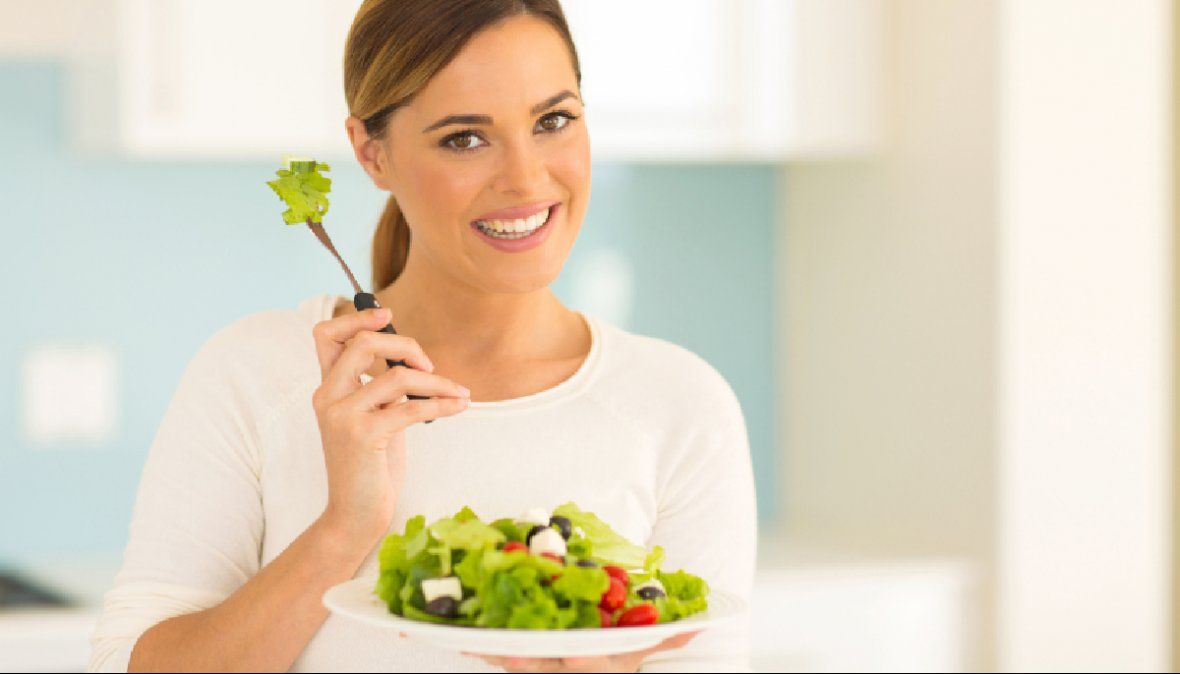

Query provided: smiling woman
[343,1,590,303]
[87,2,756,673]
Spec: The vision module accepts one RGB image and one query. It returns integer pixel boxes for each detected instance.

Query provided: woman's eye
[537,112,572,132]
[440,111,578,153]
[443,132,486,152]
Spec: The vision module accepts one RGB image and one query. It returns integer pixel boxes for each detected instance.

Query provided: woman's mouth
[473,206,553,239]
[469,203,558,253]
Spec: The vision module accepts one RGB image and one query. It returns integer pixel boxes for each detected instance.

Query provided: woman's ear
[345,115,391,190]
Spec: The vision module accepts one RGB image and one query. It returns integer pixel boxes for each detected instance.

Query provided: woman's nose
[492,141,549,195]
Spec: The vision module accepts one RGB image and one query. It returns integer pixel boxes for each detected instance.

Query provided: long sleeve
[88,327,267,672]
[640,365,759,672]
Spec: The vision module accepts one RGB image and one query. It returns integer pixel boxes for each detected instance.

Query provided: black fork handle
[353,292,434,424]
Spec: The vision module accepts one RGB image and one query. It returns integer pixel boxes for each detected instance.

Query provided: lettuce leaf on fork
[266,156,332,224]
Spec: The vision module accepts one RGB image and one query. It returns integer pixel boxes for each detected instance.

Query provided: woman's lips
[470,203,558,253]
[472,200,560,222]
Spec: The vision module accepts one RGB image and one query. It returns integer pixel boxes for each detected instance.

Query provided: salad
[375,503,709,629]
[265,154,332,225]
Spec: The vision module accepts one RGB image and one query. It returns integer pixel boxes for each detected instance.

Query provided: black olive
[637,586,666,600]
[526,524,548,545]
[575,558,598,568]
[549,515,573,540]
[424,596,459,619]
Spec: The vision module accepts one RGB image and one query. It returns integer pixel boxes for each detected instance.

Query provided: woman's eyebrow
[421,90,580,133]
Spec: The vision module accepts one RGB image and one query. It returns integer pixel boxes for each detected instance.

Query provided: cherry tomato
[502,541,528,553]
[617,603,659,627]
[603,565,629,585]
[598,607,615,627]
[540,552,565,564]
[599,577,626,612]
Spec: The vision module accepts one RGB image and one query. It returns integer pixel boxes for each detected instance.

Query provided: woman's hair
[343,0,582,291]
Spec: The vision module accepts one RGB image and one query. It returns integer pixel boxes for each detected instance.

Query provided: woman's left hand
[461,631,699,673]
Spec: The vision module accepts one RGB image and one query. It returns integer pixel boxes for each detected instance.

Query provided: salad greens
[266,155,332,224]
[375,502,710,629]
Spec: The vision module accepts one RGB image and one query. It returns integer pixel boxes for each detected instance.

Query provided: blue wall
[0,62,779,562]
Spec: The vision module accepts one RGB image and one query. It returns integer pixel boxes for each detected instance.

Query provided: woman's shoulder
[591,317,742,417]
[181,297,322,400]
[199,305,313,364]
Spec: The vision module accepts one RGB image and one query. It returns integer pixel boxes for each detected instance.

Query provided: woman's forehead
[404,16,578,121]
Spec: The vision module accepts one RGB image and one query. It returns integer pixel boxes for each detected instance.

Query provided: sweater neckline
[300,293,603,414]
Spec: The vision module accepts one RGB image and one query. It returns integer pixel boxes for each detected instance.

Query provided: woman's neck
[372,261,576,367]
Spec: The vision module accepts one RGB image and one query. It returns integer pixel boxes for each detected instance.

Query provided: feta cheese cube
[421,576,463,603]
[528,527,567,557]
[517,508,551,526]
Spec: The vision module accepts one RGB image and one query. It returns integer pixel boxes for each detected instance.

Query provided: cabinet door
[114,0,877,160]
[117,0,360,158]
[564,0,879,160]
[561,0,740,159]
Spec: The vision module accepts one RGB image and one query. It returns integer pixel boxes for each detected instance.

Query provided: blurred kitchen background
[0,0,1174,671]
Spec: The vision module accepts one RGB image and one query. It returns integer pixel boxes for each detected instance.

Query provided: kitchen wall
[0,60,780,563]
[781,0,1172,669]
[780,0,998,663]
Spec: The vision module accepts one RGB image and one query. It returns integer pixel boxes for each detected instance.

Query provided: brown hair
[343,0,582,291]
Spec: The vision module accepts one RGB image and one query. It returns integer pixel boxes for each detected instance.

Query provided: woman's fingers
[556,655,614,672]
[459,632,700,672]
[377,395,471,426]
[331,330,433,385]
[317,329,435,403]
[650,630,699,652]
[312,308,393,380]
[631,630,699,661]
[345,365,468,412]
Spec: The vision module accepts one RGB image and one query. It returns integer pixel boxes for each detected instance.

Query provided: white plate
[323,577,746,658]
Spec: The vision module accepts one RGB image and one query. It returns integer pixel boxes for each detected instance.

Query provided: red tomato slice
[502,541,528,553]
[599,577,626,612]
[603,565,629,585]
[598,607,615,627]
[617,603,659,627]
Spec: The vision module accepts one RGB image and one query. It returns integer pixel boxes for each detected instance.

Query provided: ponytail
[371,194,411,291]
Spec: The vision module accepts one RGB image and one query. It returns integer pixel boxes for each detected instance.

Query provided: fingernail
[373,308,390,322]
[458,385,471,397]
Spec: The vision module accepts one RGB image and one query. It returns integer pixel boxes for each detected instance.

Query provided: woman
[88,1,756,671]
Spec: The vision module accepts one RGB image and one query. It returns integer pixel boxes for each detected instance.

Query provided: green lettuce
[653,569,710,623]
[266,159,332,224]
[551,502,646,569]
[374,503,708,629]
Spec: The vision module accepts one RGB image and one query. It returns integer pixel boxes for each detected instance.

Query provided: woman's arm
[127,514,365,672]
[640,363,759,673]
[89,309,465,672]
[87,320,291,672]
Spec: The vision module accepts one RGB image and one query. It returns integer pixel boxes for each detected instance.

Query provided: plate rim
[322,576,746,657]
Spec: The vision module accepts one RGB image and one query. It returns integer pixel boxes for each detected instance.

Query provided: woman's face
[348,15,590,294]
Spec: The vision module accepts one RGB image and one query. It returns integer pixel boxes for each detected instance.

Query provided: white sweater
[88,293,758,672]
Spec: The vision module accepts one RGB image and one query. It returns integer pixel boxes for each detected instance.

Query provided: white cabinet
[110,0,879,161]
[563,0,881,160]
[116,0,362,159]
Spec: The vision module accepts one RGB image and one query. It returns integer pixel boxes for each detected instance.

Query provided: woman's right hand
[310,307,471,552]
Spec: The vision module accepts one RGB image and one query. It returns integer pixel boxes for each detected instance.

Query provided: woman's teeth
[475,207,551,239]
